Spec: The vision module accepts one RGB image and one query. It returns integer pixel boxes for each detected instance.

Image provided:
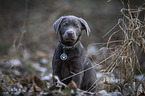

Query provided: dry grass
[101,3,145,95]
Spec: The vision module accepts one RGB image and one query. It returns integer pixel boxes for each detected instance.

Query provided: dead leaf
[67,80,77,90]
[34,75,46,89]
[33,85,42,93]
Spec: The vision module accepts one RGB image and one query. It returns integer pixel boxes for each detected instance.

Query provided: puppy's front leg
[52,59,61,84]
[72,73,84,88]
[70,66,84,88]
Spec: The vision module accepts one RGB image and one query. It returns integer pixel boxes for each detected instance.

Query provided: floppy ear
[78,18,91,36]
[53,16,64,34]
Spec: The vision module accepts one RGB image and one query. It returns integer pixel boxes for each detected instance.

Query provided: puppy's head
[53,15,90,45]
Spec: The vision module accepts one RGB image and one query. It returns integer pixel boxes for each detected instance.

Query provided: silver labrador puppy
[52,15,96,91]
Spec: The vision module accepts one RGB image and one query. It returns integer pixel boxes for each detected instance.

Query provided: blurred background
[0,0,123,55]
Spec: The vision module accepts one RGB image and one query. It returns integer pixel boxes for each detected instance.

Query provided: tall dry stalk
[103,4,145,95]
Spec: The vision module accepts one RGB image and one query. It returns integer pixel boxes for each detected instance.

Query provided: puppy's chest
[59,50,82,78]
[60,61,73,78]
[60,59,82,78]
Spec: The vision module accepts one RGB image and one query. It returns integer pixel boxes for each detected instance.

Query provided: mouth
[65,38,76,42]
[62,36,77,46]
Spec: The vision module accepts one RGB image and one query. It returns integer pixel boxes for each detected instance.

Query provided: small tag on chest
[60,53,67,60]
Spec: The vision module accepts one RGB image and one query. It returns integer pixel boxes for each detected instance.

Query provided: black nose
[67,31,74,36]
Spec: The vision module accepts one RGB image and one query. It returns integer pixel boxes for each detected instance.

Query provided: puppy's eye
[63,23,68,27]
[74,25,79,28]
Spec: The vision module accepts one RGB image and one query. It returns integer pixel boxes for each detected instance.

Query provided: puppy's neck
[59,41,80,50]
